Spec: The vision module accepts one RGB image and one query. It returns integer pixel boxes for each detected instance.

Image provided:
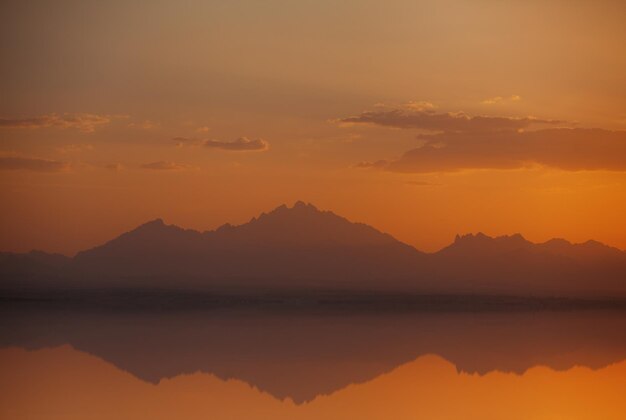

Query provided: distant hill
[1,201,625,297]
[428,233,626,296]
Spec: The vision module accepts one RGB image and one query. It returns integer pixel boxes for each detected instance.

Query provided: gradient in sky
[1,0,625,254]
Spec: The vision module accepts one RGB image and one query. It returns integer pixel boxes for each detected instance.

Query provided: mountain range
[1,201,625,297]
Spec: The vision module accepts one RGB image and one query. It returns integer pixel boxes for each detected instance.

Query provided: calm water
[1,301,625,419]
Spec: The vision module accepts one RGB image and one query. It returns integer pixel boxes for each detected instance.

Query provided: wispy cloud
[352,160,389,169]
[0,113,118,133]
[0,155,69,172]
[357,128,626,173]
[175,136,269,152]
[173,137,202,147]
[481,95,522,105]
[339,106,558,133]
[128,120,159,130]
[140,161,190,171]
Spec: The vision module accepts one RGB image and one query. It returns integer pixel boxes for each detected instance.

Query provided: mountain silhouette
[65,201,423,290]
[441,233,624,261]
[428,232,626,296]
[1,201,625,297]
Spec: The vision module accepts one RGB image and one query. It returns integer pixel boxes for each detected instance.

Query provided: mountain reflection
[1,302,625,405]
[2,345,625,420]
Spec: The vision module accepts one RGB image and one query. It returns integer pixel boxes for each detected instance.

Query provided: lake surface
[1,300,625,419]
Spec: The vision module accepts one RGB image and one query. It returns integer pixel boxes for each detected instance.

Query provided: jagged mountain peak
[455,232,526,242]
[210,201,408,249]
[452,232,529,245]
[258,201,321,219]
[118,218,187,239]
[442,232,533,257]
[134,218,166,230]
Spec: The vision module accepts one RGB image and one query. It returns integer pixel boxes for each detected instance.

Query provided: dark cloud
[175,137,269,151]
[0,113,114,133]
[0,156,69,172]
[340,109,561,133]
[141,161,189,171]
[365,128,626,173]
[345,105,625,173]
[204,137,269,151]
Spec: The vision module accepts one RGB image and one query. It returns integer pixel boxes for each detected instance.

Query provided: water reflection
[0,303,625,419]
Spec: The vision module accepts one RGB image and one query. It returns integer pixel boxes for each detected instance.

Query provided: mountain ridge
[6,201,623,257]
[1,201,625,297]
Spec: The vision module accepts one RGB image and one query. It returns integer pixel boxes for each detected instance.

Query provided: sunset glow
[1,0,625,255]
[1,1,625,419]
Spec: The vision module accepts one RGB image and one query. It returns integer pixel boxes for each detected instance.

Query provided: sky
[1,0,625,255]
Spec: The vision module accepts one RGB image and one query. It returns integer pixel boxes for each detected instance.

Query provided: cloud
[175,136,269,152]
[401,101,437,111]
[339,108,559,133]
[481,95,522,105]
[352,160,389,169]
[173,137,199,147]
[204,137,269,151]
[362,128,626,173]
[0,156,69,172]
[371,101,437,112]
[128,120,159,130]
[0,113,116,133]
[345,105,625,172]
[173,137,202,147]
[141,161,189,171]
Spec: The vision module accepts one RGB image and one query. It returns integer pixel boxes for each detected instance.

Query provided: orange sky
[1,0,625,255]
